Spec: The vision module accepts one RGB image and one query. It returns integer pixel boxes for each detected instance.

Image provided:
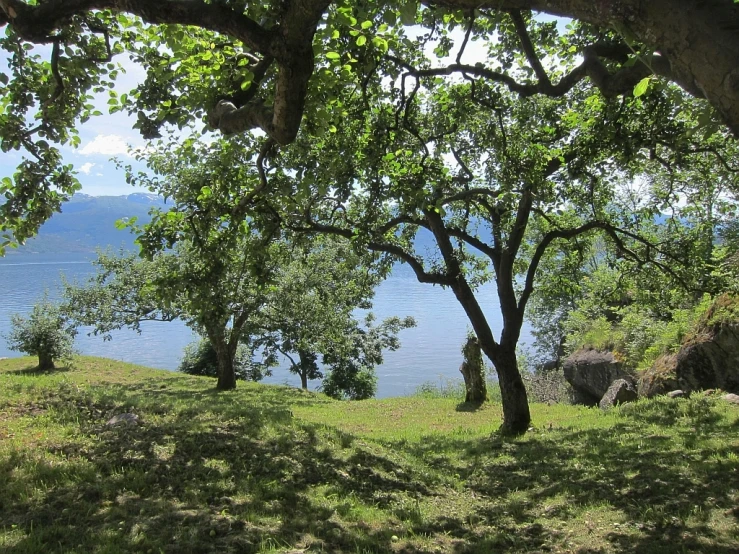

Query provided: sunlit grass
[1,356,738,553]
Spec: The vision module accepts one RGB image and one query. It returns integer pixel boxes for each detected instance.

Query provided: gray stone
[599,379,638,410]
[563,349,633,405]
[667,390,687,398]
[106,413,139,426]
[643,324,739,396]
[722,393,739,405]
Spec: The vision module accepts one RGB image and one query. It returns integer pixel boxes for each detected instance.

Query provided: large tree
[265,45,724,432]
[65,136,282,390]
[1,1,738,247]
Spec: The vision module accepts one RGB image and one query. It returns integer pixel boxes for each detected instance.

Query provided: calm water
[0,253,532,397]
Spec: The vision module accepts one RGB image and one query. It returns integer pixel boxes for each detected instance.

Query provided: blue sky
[1,46,150,196]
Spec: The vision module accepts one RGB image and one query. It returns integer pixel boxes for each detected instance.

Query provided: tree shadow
[7,364,72,376]
[1,380,738,553]
[455,400,485,412]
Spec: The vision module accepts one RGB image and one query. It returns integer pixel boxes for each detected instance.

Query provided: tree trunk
[297,349,314,389]
[460,335,487,403]
[37,352,54,371]
[216,355,237,390]
[211,338,237,391]
[491,345,531,435]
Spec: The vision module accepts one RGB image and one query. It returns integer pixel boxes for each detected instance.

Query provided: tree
[260,236,416,394]
[63,241,275,390]
[62,136,281,390]
[5,296,76,370]
[179,337,274,382]
[265,36,728,432]
[528,139,739,362]
[2,2,738,248]
[321,314,416,400]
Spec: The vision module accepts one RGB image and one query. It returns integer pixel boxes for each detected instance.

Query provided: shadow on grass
[1,379,738,553]
[6,364,72,376]
[455,401,485,412]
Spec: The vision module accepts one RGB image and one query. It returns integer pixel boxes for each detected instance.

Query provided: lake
[0,253,532,397]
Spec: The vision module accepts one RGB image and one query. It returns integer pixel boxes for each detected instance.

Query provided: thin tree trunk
[297,349,313,389]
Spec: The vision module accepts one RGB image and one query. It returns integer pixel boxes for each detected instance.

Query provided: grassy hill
[1,357,737,553]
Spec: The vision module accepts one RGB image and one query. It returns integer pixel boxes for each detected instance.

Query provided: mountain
[6,193,168,256]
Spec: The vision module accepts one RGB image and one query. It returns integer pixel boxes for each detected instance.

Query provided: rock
[106,413,139,426]
[666,390,687,398]
[644,323,739,396]
[638,355,681,398]
[722,393,739,405]
[563,348,633,405]
[599,379,638,410]
[538,359,559,372]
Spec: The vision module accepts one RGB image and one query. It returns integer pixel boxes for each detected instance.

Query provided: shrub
[178,338,271,381]
[5,297,77,370]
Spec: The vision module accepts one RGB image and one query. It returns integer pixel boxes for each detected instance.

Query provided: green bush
[178,338,270,381]
[5,297,77,370]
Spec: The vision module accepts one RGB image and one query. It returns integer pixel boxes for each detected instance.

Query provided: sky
[1,47,150,196]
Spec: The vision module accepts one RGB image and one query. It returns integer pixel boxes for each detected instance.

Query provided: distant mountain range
[7,193,167,256]
[5,193,497,257]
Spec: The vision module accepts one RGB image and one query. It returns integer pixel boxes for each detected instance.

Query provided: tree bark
[459,335,487,403]
[209,333,237,391]
[297,349,314,390]
[37,352,55,371]
[490,344,531,435]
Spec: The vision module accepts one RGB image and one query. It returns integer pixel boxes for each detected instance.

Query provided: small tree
[6,297,76,370]
[321,315,416,400]
[179,337,275,382]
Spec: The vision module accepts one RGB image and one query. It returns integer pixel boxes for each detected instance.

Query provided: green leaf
[633,76,651,98]
[326,52,341,60]
[356,35,367,47]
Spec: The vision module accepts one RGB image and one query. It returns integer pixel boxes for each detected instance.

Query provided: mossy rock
[641,294,739,396]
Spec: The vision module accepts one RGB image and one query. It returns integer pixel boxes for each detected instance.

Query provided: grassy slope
[1,357,737,554]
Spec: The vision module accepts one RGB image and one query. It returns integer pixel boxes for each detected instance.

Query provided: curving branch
[296,219,455,286]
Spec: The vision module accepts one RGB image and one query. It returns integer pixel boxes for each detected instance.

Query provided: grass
[1,356,738,553]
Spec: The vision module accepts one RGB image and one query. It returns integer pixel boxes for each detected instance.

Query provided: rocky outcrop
[563,348,633,406]
[641,323,739,396]
[599,379,638,410]
[638,354,681,398]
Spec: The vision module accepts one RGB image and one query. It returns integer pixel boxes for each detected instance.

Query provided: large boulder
[641,323,739,396]
[563,348,633,406]
[638,354,681,398]
[599,379,638,410]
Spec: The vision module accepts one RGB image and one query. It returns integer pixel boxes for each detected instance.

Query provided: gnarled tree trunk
[489,345,531,435]
[460,335,487,403]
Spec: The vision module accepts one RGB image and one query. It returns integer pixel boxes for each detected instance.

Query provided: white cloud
[79,162,95,174]
[95,172,104,177]
[79,134,132,157]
